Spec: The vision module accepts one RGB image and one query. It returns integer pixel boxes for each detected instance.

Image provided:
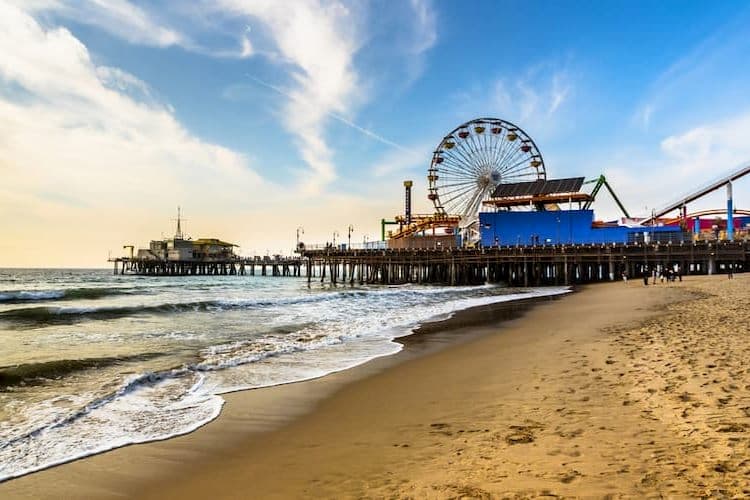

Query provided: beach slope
[4,275,748,498]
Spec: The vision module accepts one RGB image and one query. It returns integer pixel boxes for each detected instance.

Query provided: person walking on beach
[643,267,649,286]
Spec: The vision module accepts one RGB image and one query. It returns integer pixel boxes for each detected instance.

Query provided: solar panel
[490,177,585,198]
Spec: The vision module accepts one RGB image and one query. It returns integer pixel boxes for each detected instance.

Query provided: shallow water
[0,268,569,481]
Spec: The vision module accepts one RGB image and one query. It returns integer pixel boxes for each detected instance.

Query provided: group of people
[639,265,682,286]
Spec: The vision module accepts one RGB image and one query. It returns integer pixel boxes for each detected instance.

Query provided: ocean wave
[0,287,132,303]
[0,353,166,390]
[0,286,488,327]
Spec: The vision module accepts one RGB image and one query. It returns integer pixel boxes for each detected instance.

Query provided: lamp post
[296,226,304,250]
[333,230,339,247]
[347,224,354,250]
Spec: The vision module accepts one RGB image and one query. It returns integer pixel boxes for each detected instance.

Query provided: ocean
[0,268,569,481]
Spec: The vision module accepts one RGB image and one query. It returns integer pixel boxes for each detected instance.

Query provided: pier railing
[110,240,748,285]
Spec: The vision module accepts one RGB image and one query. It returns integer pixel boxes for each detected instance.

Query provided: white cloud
[408,0,437,55]
[0,3,268,266]
[499,65,573,122]
[212,0,363,194]
[591,111,750,221]
[630,10,750,132]
[9,0,258,59]
[12,0,184,47]
[633,104,653,130]
[451,62,574,141]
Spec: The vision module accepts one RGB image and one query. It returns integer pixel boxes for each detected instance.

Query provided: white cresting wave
[0,285,570,482]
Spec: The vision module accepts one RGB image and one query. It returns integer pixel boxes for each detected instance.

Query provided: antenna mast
[175,206,184,240]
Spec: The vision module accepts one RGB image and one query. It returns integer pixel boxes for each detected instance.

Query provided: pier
[302,240,748,286]
[112,240,749,285]
[111,255,303,277]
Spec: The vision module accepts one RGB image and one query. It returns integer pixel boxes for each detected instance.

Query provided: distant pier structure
[110,208,302,277]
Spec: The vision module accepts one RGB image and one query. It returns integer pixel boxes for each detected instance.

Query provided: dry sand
[3,274,749,498]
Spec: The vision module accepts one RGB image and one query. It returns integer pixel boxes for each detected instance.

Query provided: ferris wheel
[427,118,546,220]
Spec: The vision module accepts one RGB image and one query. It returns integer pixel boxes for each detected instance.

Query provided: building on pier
[133,208,237,263]
[478,177,687,247]
[138,237,237,262]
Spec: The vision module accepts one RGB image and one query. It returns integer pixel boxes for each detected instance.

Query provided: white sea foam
[0,276,570,483]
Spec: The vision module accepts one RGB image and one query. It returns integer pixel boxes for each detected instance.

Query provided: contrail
[246,75,417,154]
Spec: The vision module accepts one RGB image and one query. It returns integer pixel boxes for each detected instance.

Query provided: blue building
[479,209,684,247]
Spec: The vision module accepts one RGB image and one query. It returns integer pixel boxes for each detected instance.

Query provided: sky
[2,0,750,267]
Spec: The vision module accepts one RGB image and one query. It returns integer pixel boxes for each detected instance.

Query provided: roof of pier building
[484,177,592,208]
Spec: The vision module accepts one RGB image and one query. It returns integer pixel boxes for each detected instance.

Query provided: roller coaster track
[642,163,750,224]
[661,209,750,226]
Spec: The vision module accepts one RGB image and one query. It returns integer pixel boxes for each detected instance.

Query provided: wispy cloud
[208,0,364,194]
[0,3,268,265]
[590,110,750,221]
[13,0,184,47]
[451,61,574,140]
[408,0,437,55]
[11,0,255,58]
[247,75,414,154]
[631,6,750,131]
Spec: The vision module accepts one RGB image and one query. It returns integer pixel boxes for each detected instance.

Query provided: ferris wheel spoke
[500,172,538,181]
[466,132,490,171]
[464,186,487,218]
[448,141,482,177]
[479,126,499,169]
[442,142,481,171]
[438,183,478,199]
[488,134,505,174]
[440,185,477,208]
[439,152,483,177]
[495,142,523,173]
[495,135,515,171]
[498,154,529,179]
[493,129,514,168]
[502,156,538,178]
[487,130,506,168]
[437,180,478,191]
[470,133,495,172]
[500,167,534,182]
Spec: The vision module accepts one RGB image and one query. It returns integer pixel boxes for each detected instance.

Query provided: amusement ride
[391,117,548,242]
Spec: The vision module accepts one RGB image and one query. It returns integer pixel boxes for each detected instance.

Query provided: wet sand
[3,275,749,498]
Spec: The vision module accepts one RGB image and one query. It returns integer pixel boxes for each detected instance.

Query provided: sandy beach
[3,274,749,498]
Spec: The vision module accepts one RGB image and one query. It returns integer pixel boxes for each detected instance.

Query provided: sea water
[0,268,569,481]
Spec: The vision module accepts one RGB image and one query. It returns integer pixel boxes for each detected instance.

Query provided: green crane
[583,175,631,218]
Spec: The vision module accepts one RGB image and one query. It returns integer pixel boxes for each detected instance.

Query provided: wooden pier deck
[111,240,749,286]
[301,240,748,286]
[110,256,303,277]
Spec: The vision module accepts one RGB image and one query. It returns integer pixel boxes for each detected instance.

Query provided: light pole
[333,230,339,247]
[347,224,354,250]
[296,226,304,250]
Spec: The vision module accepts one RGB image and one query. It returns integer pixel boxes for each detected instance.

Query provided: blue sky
[2,0,750,266]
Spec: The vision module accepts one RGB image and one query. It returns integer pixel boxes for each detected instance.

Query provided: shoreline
[4,276,745,497]
[0,286,569,495]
